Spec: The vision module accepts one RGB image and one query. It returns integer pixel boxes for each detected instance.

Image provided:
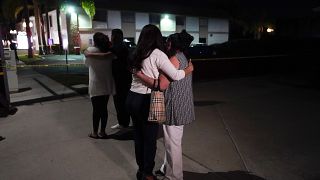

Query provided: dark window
[176,16,185,26]
[150,14,160,25]
[199,18,207,27]
[49,15,52,27]
[93,10,107,21]
[199,38,207,43]
[122,12,135,23]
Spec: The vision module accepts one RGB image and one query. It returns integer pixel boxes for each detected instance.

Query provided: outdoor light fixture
[10,30,17,34]
[67,6,75,14]
[267,28,274,33]
[22,22,33,28]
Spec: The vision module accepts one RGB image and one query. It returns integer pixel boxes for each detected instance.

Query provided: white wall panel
[186,17,199,32]
[79,14,92,28]
[207,33,228,45]
[189,33,199,44]
[135,13,149,30]
[208,18,229,33]
[107,10,121,29]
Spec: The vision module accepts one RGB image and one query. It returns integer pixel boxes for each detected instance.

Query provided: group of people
[84,29,132,139]
[84,24,195,180]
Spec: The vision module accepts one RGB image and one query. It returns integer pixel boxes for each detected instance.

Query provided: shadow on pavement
[183,171,266,180]
[194,100,223,107]
[109,128,134,141]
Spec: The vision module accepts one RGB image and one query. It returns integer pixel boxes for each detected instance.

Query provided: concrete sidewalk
[9,66,76,104]
[1,72,320,180]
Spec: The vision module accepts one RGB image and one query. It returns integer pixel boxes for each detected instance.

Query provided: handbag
[148,79,166,124]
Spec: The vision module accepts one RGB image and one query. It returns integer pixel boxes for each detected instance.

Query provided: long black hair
[130,24,165,70]
[93,32,111,53]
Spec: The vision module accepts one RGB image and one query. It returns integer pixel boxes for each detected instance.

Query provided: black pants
[91,95,109,133]
[126,91,159,176]
[113,88,130,127]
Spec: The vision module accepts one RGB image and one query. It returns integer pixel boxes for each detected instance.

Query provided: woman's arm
[158,52,193,81]
[135,55,181,91]
[84,51,116,59]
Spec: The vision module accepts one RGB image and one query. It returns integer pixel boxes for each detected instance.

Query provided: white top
[84,47,116,97]
[130,48,185,94]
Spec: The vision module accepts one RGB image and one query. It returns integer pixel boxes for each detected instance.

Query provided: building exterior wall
[41,8,229,51]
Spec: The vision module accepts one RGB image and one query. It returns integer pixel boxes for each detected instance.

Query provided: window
[93,10,107,21]
[122,12,135,23]
[150,14,160,25]
[199,18,208,27]
[49,15,52,27]
[176,16,185,26]
[199,38,206,43]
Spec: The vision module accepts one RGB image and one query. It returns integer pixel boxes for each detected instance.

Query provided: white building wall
[78,14,92,29]
[186,16,199,32]
[207,18,229,45]
[48,10,60,45]
[108,10,121,29]
[186,17,199,44]
[135,12,149,43]
[135,13,149,30]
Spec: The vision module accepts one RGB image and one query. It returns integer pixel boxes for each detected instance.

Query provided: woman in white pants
[136,30,195,180]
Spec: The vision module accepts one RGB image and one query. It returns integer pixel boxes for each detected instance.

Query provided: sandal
[88,133,99,139]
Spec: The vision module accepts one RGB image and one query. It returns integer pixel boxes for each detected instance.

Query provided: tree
[81,0,95,19]
[33,0,44,55]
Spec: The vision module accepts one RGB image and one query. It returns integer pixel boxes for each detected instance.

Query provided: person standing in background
[110,29,132,129]
[84,32,116,139]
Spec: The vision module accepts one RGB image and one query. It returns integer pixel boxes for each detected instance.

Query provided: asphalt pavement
[1,57,320,180]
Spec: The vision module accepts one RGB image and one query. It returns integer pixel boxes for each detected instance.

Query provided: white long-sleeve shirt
[130,48,185,94]
[84,47,116,97]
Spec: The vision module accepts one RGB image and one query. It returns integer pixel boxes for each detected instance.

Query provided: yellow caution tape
[0,63,86,68]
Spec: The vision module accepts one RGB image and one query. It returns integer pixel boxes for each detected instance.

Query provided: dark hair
[166,30,194,58]
[111,29,123,45]
[130,24,165,70]
[179,30,194,52]
[93,32,110,53]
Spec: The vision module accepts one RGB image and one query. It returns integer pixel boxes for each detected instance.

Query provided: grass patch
[18,54,43,64]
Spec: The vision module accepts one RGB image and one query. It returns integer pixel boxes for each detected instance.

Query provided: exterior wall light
[267,28,274,33]
[67,6,75,14]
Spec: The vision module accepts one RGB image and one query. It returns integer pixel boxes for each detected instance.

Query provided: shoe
[0,136,5,141]
[154,170,165,176]
[8,107,18,115]
[111,124,124,129]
